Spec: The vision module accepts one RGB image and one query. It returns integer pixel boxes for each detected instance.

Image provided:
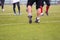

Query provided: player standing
[12,0,21,15]
[26,0,42,23]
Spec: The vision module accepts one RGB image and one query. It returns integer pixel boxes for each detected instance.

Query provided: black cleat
[45,11,48,16]
[28,16,32,24]
[35,18,40,23]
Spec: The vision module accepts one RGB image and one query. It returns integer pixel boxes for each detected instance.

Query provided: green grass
[0,5,60,40]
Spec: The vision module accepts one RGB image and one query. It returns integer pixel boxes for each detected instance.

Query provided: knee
[27,5,32,12]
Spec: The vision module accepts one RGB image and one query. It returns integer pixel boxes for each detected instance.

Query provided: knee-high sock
[46,6,50,12]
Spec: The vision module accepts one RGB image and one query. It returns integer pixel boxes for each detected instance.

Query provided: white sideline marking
[0,21,60,26]
[41,21,60,23]
[0,13,13,16]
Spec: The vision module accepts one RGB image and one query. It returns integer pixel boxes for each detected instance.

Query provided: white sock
[37,17,40,22]
[37,17,40,20]
[28,13,32,16]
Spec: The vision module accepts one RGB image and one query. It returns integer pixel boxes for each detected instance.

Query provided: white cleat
[2,9,5,12]
[35,18,40,23]
[40,13,44,16]
[18,12,22,16]
[14,13,16,16]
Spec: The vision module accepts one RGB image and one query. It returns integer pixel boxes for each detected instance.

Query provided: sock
[39,6,44,16]
[46,6,49,13]
[40,6,43,15]
[28,13,32,16]
[37,17,40,20]
[40,6,43,13]
[36,17,40,22]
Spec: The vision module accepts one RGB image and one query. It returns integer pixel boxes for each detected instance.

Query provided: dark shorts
[42,0,50,6]
[0,0,1,6]
[0,0,5,6]
[27,0,42,9]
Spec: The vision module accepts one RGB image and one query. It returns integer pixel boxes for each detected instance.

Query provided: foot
[28,16,32,24]
[35,18,40,23]
[18,12,22,15]
[40,13,44,16]
[45,11,48,16]
[14,13,16,16]
[2,9,4,12]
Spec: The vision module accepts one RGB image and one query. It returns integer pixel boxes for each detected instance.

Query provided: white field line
[0,21,60,26]
[0,13,13,16]
[41,21,60,23]
[0,13,13,15]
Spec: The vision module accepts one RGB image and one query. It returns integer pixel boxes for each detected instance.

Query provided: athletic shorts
[27,0,42,9]
[0,0,5,6]
[42,0,50,6]
[0,0,1,6]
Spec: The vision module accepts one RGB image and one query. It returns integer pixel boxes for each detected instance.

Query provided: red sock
[46,6,50,12]
[40,6,43,13]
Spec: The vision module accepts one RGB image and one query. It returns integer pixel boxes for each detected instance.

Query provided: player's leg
[1,0,5,12]
[0,0,1,6]
[27,0,35,23]
[45,0,50,16]
[40,0,45,16]
[42,0,45,7]
[35,8,41,23]
[17,2,20,15]
[1,5,4,12]
[27,5,32,24]
[40,5,44,16]
[35,0,42,23]
[13,3,16,15]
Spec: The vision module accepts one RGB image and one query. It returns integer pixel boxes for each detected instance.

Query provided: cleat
[29,19,32,24]
[2,9,4,12]
[14,13,16,16]
[40,13,44,16]
[45,11,48,16]
[28,16,32,24]
[18,12,22,16]
[35,18,40,23]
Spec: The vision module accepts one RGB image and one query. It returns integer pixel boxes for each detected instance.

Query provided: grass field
[0,5,60,40]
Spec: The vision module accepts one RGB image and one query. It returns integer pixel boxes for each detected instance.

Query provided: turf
[0,5,60,40]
